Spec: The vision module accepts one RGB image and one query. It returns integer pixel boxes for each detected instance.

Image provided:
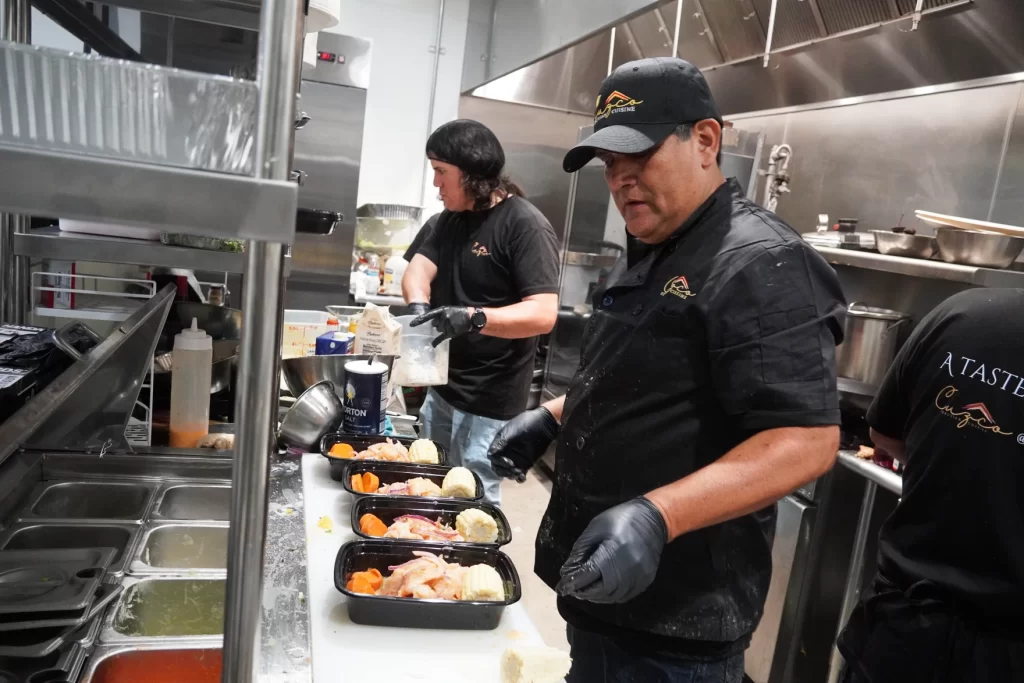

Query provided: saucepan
[835,303,910,388]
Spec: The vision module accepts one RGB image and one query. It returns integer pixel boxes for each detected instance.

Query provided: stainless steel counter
[0,449,310,683]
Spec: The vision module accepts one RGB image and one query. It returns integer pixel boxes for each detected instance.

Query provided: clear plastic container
[169,318,212,448]
[391,315,449,387]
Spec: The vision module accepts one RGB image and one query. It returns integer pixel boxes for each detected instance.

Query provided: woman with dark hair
[402,119,560,506]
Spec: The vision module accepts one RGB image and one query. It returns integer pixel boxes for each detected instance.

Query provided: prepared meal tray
[340,461,484,501]
[320,433,447,477]
[352,496,511,546]
[334,539,521,630]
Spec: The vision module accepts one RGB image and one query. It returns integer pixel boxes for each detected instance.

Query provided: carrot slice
[350,474,363,493]
[362,472,380,492]
[359,513,388,537]
[349,574,375,595]
[364,568,383,590]
[329,443,355,459]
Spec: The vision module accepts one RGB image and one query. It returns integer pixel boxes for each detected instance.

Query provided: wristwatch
[470,307,487,331]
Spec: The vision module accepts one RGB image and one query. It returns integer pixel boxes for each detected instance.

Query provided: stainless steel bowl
[935,227,1024,268]
[280,354,399,398]
[175,302,243,340]
[278,380,344,451]
[871,230,938,259]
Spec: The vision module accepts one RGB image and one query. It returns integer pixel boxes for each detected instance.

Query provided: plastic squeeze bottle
[169,318,212,448]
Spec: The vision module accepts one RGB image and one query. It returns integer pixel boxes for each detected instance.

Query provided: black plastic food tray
[339,461,484,501]
[320,433,448,480]
[351,497,511,546]
[334,539,521,630]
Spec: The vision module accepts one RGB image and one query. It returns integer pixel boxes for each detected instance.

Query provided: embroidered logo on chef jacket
[661,275,695,300]
[595,90,644,121]
[471,242,490,257]
[934,386,1013,437]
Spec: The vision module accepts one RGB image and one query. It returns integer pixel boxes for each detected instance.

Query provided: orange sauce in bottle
[169,427,208,448]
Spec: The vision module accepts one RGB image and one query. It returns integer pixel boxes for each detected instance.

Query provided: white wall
[327,0,469,214]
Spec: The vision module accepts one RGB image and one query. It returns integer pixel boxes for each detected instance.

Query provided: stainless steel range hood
[463,0,1024,117]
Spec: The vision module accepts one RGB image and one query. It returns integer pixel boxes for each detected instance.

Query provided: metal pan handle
[51,321,102,361]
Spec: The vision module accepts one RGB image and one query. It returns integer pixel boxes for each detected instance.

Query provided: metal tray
[20,481,157,523]
[339,461,484,502]
[150,483,232,521]
[334,540,521,630]
[0,640,86,683]
[100,576,225,645]
[0,547,116,615]
[128,522,229,575]
[351,497,511,546]
[0,583,122,632]
[0,522,142,576]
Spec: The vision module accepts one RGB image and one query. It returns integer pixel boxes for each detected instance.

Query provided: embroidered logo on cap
[595,90,644,122]
[661,276,694,299]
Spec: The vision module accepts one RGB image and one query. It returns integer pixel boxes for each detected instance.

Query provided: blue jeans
[565,625,746,683]
[419,390,507,506]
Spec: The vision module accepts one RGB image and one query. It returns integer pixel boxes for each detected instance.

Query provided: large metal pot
[835,303,910,387]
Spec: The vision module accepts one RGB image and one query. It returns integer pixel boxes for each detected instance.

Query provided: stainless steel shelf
[837,450,903,495]
[90,0,260,29]
[0,145,298,244]
[813,246,1024,287]
[16,228,251,272]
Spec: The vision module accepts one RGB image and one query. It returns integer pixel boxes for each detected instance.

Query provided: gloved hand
[556,497,668,604]
[486,406,560,482]
[407,302,431,317]
[410,306,472,347]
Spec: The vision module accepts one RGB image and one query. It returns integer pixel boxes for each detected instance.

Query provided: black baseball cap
[563,57,722,173]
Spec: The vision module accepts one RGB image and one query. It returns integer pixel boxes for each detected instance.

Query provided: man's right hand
[487,406,560,482]
[407,302,431,317]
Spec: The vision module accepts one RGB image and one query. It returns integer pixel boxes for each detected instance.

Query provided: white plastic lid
[344,360,389,376]
[174,318,212,351]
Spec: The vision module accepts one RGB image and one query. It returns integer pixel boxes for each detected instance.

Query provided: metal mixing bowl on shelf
[935,227,1024,268]
[280,354,399,398]
[175,302,243,340]
[871,230,938,259]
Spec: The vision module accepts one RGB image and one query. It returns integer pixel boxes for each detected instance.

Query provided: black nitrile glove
[410,306,472,347]
[556,497,668,604]
[407,302,431,317]
[486,406,559,482]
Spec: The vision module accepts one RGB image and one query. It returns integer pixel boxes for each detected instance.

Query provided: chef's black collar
[618,178,737,288]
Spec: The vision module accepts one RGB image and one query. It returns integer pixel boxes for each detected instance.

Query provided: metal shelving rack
[813,245,1024,287]
[0,0,304,680]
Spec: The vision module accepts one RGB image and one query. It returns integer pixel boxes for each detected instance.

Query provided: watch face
[472,310,487,329]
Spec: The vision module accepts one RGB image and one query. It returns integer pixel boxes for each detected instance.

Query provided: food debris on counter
[501,646,573,683]
[317,516,333,533]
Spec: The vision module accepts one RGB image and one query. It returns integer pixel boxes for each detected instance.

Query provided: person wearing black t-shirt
[402,120,560,506]
[837,288,1024,683]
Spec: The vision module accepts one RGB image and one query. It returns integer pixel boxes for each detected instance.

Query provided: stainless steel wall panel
[458,95,591,241]
[669,0,726,68]
[896,0,961,12]
[991,84,1024,225]
[612,2,675,68]
[732,84,1017,237]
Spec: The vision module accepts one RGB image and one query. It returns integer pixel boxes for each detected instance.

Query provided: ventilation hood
[465,0,1024,116]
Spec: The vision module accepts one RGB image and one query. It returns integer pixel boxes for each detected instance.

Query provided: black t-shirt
[418,197,560,420]
[404,213,438,262]
[536,179,846,654]
[867,288,1024,623]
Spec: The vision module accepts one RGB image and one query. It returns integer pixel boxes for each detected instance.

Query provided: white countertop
[301,453,549,683]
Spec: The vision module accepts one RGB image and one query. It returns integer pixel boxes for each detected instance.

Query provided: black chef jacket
[535,178,846,656]
[838,288,1024,683]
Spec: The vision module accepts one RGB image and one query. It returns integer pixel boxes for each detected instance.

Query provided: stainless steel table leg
[826,479,878,683]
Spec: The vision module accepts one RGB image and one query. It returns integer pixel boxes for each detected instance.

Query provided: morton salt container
[343,359,389,434]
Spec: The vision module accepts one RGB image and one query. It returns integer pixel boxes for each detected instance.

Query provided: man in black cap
[403,119,560,507]
[487,58,846,681]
